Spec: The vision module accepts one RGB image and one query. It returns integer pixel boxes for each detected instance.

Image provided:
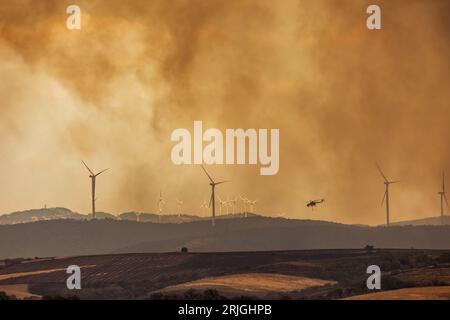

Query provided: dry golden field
[345,286,450,300]
[159,273,336,298]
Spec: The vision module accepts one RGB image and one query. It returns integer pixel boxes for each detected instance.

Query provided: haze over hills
[0,208,120,225]
[0,207,212,225]
[0,208,84,225]
[2,215,450,259]
[390,216,450,226]
[2,207,449,227]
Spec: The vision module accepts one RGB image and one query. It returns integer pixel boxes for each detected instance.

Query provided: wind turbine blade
[376,163,389,182]
[443,171,446,193]
[95,168,109,177]
[201,165,215,184]
[215,180,229,185]
[82,160,94,175]
[445,194,450,210]
[390,180,401,184]
[381,191,387,206]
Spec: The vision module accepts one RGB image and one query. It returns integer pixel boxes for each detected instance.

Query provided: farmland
[344,286,450,300]
[1,249,450,299]
[159,273,336,298]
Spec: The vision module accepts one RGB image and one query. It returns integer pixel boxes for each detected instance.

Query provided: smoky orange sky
[0,0,449,225]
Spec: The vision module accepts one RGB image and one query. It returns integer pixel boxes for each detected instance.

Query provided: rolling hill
[344,286,450,300]
[0,208,85,225]
[3,207,448,228]
[391,216,450,226]
[1,249,450,300]
[0,207,210,225]
[2,216,450,259]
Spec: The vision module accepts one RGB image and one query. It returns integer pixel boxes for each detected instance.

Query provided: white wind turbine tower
[136,212,141,222]
[217,196,227,216]
[239,195,244,213]
[225,196,230,215]
[377,164,400,226]
[239,195,249,217]
[157,191,165,221]
[201,165,229,227]
[177,199,184,217]
[245,199,251,216]
[230,197,238,214]
[438,171,449,225]
[82,160,109,220]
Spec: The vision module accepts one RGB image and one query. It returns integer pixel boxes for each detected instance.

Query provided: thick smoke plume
[0,0,449,224]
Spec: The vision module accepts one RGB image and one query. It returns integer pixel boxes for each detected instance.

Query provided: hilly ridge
[0,207,207,225]
[2,216,450,259]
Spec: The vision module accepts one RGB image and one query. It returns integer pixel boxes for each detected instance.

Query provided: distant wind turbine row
[79,161,448,227]
[81,161,257,226]
[214,196,257,216]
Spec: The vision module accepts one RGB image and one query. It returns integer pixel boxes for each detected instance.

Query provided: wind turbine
[177,199,184,217]
[217,196,227,216]
[230,197,237,214]
[201,165,228,227]
[239,195,248,217]
[158,191,165,221]
[200,200,208,215]
[225,196,230,215]
[377,164,400,226]
[249,199,258,213]
[82,160,109,220]
[438,171,449,225]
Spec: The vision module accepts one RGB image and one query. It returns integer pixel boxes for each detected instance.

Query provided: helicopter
[306,199,325,209]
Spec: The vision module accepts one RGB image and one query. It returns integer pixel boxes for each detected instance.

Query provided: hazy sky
[0,0,449,225]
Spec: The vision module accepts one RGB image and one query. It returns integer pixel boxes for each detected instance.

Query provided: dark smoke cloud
[0,0,449,224]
